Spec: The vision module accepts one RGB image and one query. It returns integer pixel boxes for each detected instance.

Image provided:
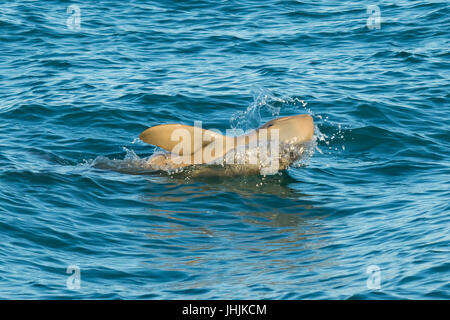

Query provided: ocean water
[0,0,449,299]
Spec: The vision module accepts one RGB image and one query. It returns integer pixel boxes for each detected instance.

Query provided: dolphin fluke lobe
[139,114,315,175]
[139,124,225,157]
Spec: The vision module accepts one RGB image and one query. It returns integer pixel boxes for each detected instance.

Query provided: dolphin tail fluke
[139,124,225,156]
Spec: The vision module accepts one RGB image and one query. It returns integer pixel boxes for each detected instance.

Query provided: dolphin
[139,114,314,175]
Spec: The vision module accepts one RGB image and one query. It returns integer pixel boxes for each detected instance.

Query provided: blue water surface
[0,0,449,299]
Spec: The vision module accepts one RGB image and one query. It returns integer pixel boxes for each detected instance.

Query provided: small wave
[88,147,157,175]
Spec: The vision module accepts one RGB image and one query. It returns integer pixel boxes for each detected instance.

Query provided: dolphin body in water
[139,114,314,176]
